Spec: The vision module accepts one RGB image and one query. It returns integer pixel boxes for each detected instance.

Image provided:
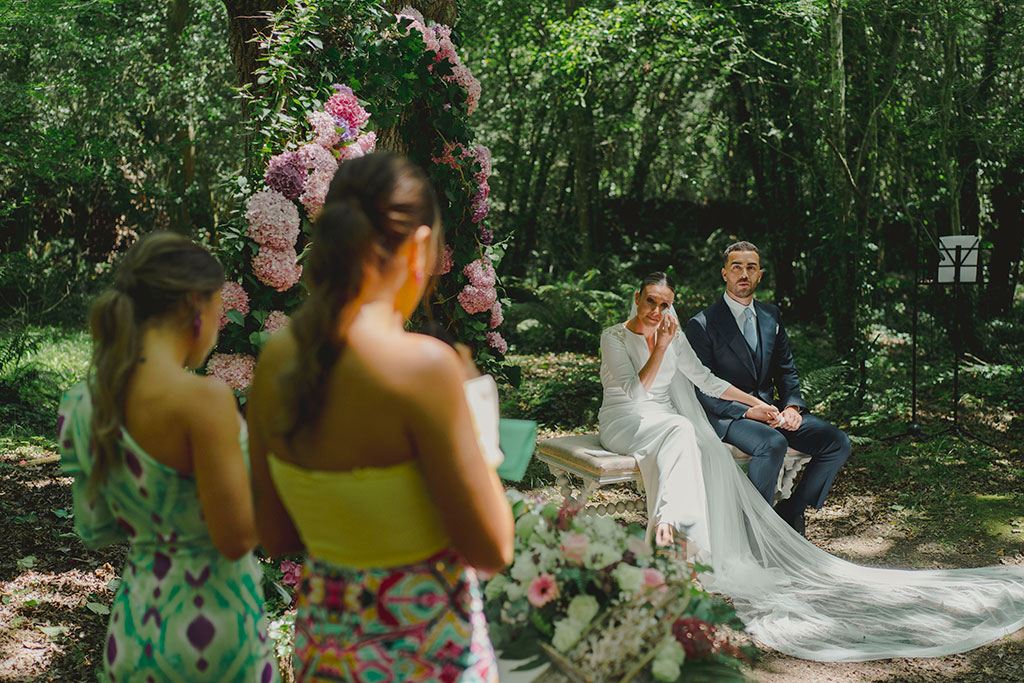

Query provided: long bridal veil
[629,301,1024,661]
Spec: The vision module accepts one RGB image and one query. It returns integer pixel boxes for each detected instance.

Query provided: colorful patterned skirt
[293,550,497,683]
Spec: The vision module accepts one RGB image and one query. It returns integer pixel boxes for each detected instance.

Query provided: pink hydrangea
[397,10,440,53]
[263,310,290,335]
[446,63,481,114]
[561,532,590,564]
[435,32,458,66]
[486,330,508,354]
[463,258,496,288]
[206,352,256,392]
[300,169,333,220]
[457,284,497,314]
[325,86,370,130]
[265,151,306,201]
[307,110,341,148]
[431,141,464,170]
[489,301,503,329]
[472,144,491,183]
[479,228,493,245]
[472,198,490,223]
[437,245,454,275]
[218,281,250,330]
[297,143,338,174]
[253,247,303,292]
[246,189,300,250]
[338,131,377,163]
[432,24,452,42]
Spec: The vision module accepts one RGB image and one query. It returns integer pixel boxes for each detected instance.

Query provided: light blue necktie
[742,308,758,352]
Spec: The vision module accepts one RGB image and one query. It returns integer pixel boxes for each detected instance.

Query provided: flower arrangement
[483,491,755,681]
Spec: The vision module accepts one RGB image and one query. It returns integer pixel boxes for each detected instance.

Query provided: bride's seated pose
[598,271,1024,662]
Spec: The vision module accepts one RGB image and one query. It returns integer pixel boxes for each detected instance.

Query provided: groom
[684,241,850,535]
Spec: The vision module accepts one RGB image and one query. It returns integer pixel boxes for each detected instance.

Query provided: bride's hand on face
[654,317,678,350]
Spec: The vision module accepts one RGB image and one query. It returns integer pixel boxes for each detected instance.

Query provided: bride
[598,272,1024,661]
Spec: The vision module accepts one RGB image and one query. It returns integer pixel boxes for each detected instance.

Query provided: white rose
[566,594,600,625]
[504,580,526,602]
[651,638,686,681]
[484,575,509,602]
[510,555,539,584]
[551,617,584,652]
[534,546,561,574]
[611,562,646,595]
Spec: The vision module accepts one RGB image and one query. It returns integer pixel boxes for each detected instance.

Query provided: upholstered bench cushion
[536,434,638,483]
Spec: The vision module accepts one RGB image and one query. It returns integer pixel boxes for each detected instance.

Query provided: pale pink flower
[397,11,440,53]
[446,63,481,114]
[627,536,653,558]
[486,330,508,354]
[457,284,497,314]
[206,352,256,392]
[463,258,496,288]
[263,310,290,335]
[246,189,301,250]
[642,568,666,590]
[431,141,464,170]
[218,281,250,330]
[307,110,341,148]
[561,533,590,564]
[527,573,559,608]
[297,143,338,174]
[300,169,333,220]
[337,131,377,162]
[472,144,492,183]
[479,228,494,245]
[489,300,503,328]
[253,247,303,292]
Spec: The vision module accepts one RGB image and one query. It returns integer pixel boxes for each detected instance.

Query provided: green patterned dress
[58,382,279,682]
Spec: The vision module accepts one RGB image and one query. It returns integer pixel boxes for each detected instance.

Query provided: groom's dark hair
[723,241,760,264]
[640,271,674,293]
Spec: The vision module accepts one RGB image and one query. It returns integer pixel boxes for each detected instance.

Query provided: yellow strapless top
[267,456,451,569]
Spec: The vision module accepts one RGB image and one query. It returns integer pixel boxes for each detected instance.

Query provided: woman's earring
[192,314,202,338]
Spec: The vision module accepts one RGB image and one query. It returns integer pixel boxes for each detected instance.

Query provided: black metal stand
[887,240,1000,451]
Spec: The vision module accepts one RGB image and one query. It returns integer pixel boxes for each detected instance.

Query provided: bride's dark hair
[278,152,441,442]
[639,271,674,294]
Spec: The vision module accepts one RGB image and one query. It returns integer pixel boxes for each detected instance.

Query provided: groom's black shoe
[774,500,806,537]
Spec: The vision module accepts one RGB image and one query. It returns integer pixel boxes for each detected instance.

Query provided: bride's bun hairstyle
[280,152,442,441]
[88,232,225,491]
[639,271,675,294]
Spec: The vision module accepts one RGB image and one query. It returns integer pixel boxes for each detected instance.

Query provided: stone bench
[536,434,811,516]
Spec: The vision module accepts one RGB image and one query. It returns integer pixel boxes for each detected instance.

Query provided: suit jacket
[684,296,806,438]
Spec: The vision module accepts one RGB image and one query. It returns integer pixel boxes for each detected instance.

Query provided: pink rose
[527,573,559,608]
[561,533,590,564]
[642,567,665,590]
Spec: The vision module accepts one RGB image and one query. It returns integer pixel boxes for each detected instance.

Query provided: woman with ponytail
[57,233,277,682]
[247,152,513,682]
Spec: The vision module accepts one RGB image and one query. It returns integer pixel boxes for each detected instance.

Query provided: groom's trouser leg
[722,420,789,504]
[777,414,851,511]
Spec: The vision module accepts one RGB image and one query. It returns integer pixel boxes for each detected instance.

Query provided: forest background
[1,0,1024,681]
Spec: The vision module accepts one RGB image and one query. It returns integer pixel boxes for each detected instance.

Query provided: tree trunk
[222,0,283,88]
[987,157,1024,317]
[167,0,194,234]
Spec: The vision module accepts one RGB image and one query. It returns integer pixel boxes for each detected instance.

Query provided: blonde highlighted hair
[87,232,224,493]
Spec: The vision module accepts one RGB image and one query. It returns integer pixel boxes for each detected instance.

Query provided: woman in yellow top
[247,152,514,682]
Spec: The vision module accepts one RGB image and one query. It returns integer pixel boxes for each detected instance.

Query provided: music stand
[930,236,998,449]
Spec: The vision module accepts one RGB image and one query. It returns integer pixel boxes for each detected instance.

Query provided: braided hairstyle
[88,232,225,492]
[279,152,441,441]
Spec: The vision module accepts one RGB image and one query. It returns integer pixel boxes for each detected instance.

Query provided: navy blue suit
[685,296,850,511]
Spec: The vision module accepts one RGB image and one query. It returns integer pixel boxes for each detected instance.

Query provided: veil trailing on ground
[625,299,1024,661]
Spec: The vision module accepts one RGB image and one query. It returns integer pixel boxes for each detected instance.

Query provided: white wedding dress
[597,312,1024,662]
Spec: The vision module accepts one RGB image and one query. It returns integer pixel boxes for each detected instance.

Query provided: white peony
[510,555,539,584]
[484,574,509,602]
[504,580,526,602]
[566,594,600,625]
[584,541,622,569]
[551,617,585,652]
[534,545,562,574]
[611,562,646,595]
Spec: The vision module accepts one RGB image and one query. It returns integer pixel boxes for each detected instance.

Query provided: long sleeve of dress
[600,326,649,402]
[57,384,128,550]
[673,334,731,399]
